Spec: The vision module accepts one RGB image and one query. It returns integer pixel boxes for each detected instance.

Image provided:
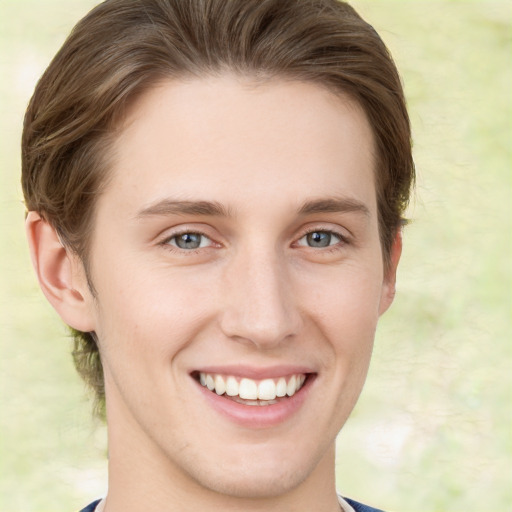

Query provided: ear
[378,229,402,316]
[25,212,96,332]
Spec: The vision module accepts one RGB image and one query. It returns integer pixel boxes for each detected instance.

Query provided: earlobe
[378,230,403,316]
[25,212,96,332]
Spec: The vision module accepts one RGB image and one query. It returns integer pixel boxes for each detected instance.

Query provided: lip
[191,366,316,429]
[192,364,314,380]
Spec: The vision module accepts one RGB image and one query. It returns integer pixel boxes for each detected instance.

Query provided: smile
[197,372,307,404]
[192,368,315,427]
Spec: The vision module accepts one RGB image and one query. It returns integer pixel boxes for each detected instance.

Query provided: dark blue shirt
[79,497,385,512]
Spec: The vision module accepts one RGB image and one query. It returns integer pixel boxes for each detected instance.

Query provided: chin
[182,443,327,501]
[197,464,310,500]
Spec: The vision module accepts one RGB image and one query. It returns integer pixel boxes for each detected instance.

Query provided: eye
[297,230,342,248]
[165,232,212,250]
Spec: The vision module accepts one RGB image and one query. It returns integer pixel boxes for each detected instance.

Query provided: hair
[22,0,414,417]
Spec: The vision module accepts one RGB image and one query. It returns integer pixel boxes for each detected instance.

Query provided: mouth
[190,366,316,427]
[193,371,309,406]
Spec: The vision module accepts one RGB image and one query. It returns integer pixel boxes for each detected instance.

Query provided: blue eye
[167,232,211,250]
[298,231,342,248]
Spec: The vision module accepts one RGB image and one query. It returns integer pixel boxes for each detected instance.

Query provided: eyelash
[159,227,349,254]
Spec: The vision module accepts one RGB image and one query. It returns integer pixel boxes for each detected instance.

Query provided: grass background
[0,1,510,511]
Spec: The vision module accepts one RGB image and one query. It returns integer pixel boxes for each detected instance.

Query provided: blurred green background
[0,1,510,511]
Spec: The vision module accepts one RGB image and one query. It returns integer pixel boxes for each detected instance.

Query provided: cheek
[296,267,383,434]
[92,262,213,364]
[300,264,382,400]
[301,264,383,345]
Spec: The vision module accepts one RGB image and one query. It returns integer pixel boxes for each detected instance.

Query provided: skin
[26,76,401,512]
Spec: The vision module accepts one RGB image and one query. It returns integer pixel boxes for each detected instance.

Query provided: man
[22,1,414,511]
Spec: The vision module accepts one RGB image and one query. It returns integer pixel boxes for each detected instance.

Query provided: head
[22,0,413,502]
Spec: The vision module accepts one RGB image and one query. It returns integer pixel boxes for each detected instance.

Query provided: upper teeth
[199,373,306,400]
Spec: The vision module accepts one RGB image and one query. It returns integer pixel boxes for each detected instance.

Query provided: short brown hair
[22,0,414,416]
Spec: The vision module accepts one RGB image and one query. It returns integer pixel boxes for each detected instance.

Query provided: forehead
[102,76,377,218]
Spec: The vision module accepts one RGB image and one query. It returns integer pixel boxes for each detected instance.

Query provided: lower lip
[193,376,314,429]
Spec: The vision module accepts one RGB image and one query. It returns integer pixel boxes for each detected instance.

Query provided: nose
[219,245,302,349]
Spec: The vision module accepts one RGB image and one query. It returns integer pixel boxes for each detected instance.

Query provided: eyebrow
[135,196,370,220]
[135,199,231,219]
[298,197,370,217]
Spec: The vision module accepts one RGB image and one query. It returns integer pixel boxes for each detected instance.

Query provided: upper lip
[191,364,316,380]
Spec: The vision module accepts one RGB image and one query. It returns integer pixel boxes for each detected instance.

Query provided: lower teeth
[226,395,279,406]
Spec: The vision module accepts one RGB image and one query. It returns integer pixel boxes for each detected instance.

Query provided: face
[81,76,398,501]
